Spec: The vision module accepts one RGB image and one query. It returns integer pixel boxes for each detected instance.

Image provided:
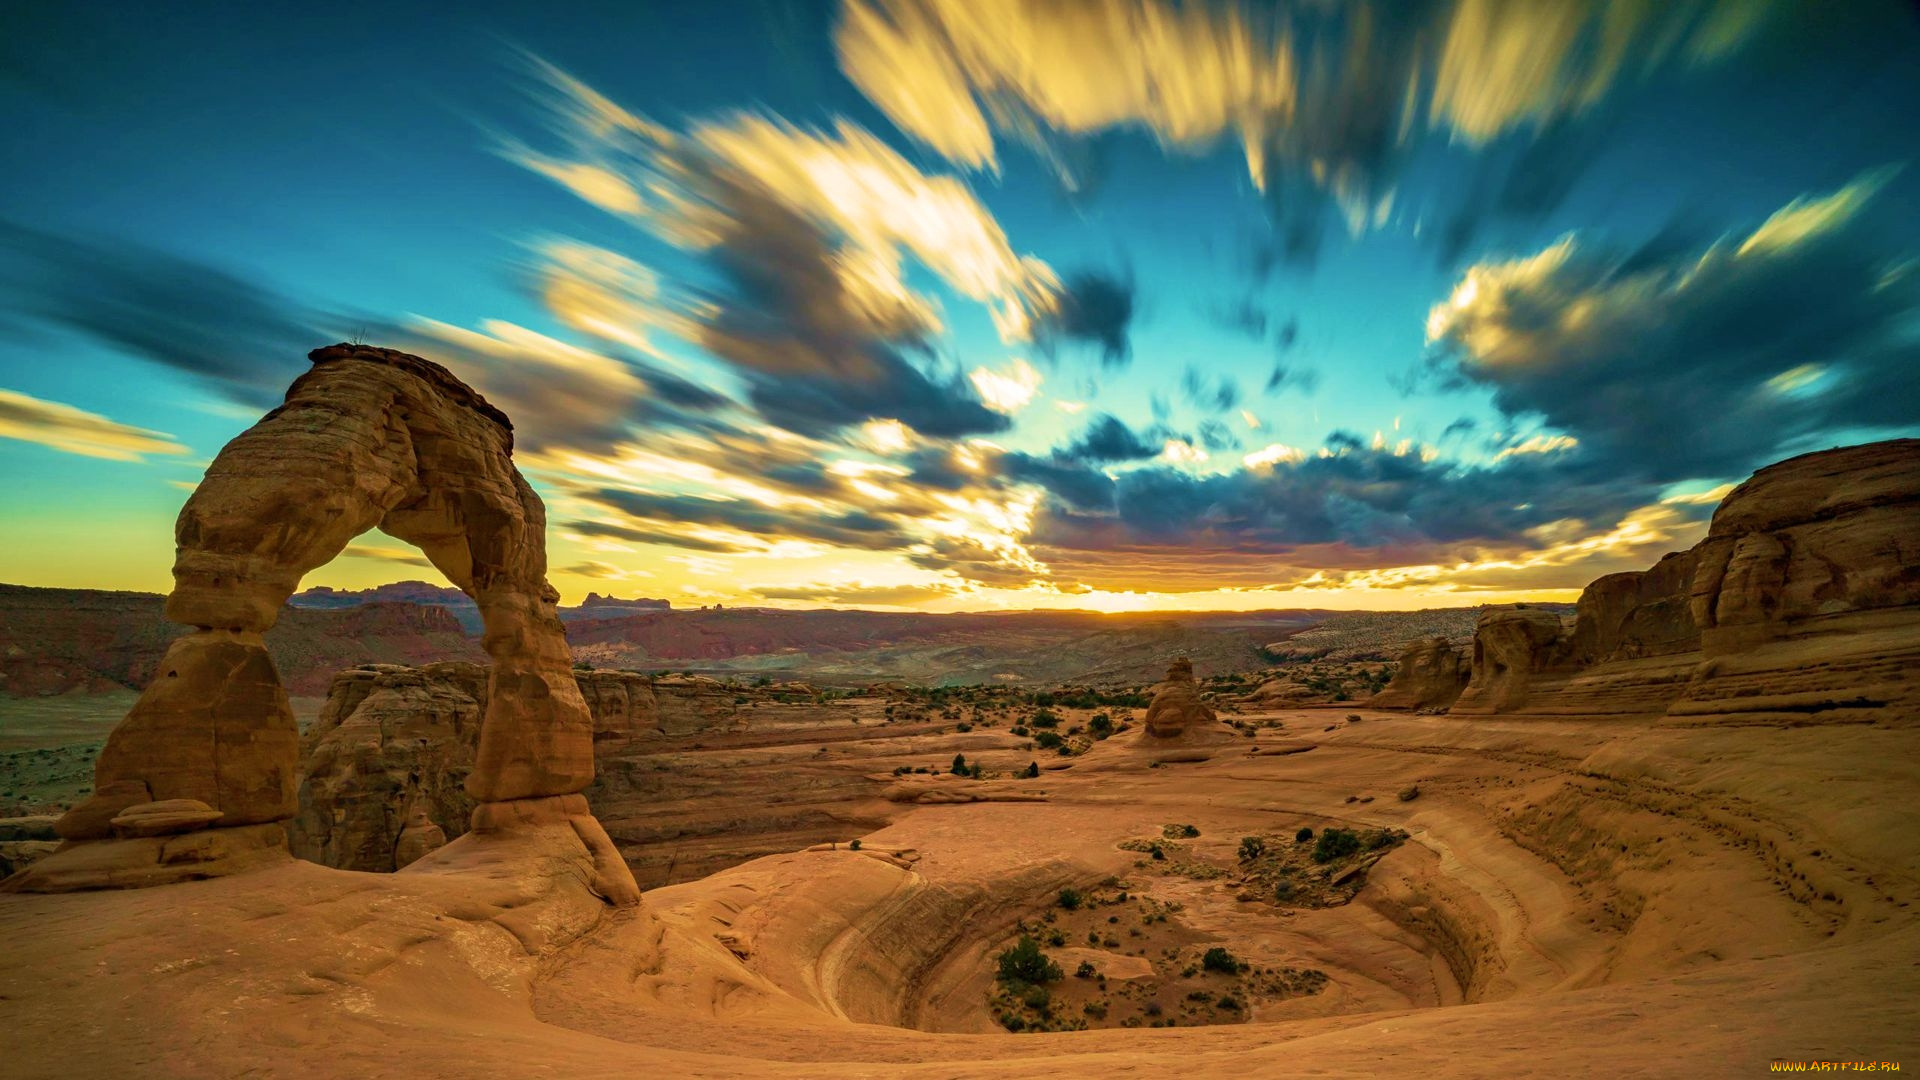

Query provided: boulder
[1368,637,1468,710]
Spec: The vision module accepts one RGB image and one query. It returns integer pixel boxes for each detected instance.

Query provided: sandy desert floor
[3,704,1917,1078]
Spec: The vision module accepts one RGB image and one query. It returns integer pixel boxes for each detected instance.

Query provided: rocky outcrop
[1369,637,1468,711]
[12,345,636,904]
[1142,658,1217,738]
[292,662,743,873]
[1453,439,1920,721]
[1452,609,1575,714]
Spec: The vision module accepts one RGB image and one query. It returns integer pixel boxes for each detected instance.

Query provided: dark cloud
[1275,317,1299,351]
[1429,171,1920,482]
[1059,413,1158,463]
[0,221,320,406]
[1180,364,1241,412]
[1018,441,1697,591]
[905,536,1042,589]
[1206,298,1269,340]
[1264,362,1320,395]
[1032,269,1134,365]
[1196,418,1240,453]
[688,163,1011,440]
[582,487,905,551]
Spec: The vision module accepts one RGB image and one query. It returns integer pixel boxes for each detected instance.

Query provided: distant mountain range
[2,581,1544,694]
[289,581,673,632]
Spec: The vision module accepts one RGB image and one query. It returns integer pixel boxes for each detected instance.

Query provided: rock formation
[293,661,743,873]
[10,345,637,903]
[1453,439,1920,720]
[1369,636,1469,710]
[1142,657,1217,737]
[1451,608,1574,713]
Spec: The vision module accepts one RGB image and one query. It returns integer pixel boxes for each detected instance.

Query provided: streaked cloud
[1428,168,1920,480]
[969,357,1042,413]
[0,388,188,461]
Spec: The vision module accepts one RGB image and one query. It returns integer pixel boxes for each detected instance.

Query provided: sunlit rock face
[1369,636,1469,711]
[1142,657,1217,737]
[1453,439,1920,720]
[13,345,628,897]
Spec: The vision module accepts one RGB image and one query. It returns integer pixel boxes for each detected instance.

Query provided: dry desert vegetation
[2,347,1917,1078]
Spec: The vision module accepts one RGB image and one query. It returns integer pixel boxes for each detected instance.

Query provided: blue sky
[3,1,1918,610]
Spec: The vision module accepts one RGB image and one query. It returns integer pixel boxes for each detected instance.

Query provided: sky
[2,0,1918,613]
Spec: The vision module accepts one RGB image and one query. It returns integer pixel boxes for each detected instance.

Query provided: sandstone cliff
[1450,439,1920,721]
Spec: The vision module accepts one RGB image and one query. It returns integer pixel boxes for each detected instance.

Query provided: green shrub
[951,753,968,775]
[849,839,862,851]
[1010,725,1031,737]
[1075,960,1097,978]
[1021,985,1051,1011]
[1312,827,1362,863]
[1030,709,1061,729]
[1201,947,1243,975]
[1058,887,1084,910]
[1089,713,1113,737]
[1295,826,1315,843]
[995,936,1062,986]
[1237,836,1267,861]
[1034,731,1064,750]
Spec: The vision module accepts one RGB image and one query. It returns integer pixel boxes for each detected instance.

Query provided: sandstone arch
[28,345,633,900]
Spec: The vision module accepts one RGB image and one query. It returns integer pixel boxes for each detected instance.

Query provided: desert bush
[1312,827,1362,863]
[1075,960,1097,979]
[1021,985,1051,1011]
[1237,836,1267,861]
[1201,947,1243,975]
[1058,887,1084,910]
[1216,994,1243,1010]
[1089,713,1113,737]
[1023,761,1040,778]
[849,839,862,851]
[1030,709,1061,728]
[1034,731,1064,750]
[996,936,1062,986]
[1010,725,1031,737]
[1295,826,1315,842]
[951,753,968,775]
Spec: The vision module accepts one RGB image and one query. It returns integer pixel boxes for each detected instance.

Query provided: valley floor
[3,705,1917,1078]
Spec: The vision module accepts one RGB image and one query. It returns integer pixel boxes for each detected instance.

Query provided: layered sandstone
[13,345,634,902]
[1454,439,1920,721]
[1368,637,1469,711]
[1142,658,1218,738]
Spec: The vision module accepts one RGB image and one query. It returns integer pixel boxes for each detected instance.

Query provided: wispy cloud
[0,388,187,461]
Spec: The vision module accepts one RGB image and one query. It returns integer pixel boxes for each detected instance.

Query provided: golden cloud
[0,389,188,462]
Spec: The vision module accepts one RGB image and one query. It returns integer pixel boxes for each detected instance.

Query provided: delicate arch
[58,345,594,841]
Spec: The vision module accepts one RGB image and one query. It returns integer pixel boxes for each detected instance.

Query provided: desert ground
[4,693,1916,1077]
